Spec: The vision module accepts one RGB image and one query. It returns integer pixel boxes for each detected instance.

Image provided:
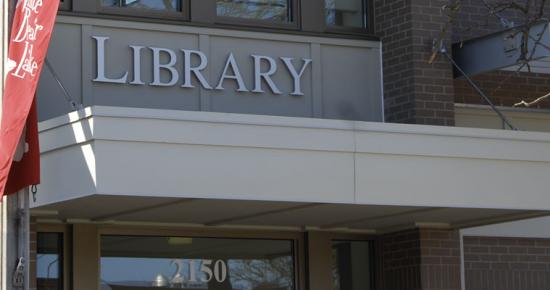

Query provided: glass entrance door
[100,235,296,290]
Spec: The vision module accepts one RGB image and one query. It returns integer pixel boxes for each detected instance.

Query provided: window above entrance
[96,0,188,20]
[59,0,71,10]
[325,0,368,29]
[216,0,292,23]
[62,0,374,36]
[102,0,182,12]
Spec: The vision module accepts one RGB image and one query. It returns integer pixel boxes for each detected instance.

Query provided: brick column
[374,0,455,126]
[377,228,462,290]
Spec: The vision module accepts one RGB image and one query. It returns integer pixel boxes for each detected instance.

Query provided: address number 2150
[173,259,228,283]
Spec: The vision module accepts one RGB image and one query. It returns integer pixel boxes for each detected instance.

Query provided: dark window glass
[331,240,373,290]
[216,0,291,22]
[325,0,366,28]
[37,233,63,290]
[59,0,70,10]
[100,235,295,290]
[102,0,181,12]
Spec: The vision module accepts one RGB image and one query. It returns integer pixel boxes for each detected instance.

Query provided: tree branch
[514,92,550,107]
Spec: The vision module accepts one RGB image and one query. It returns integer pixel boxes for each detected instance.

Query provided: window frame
[99,0,190,21]
[330,233,376,290]
[323,0,373,35]
[214,0,301,30]
[59,0,72,11]
[98,225,306,290]
[35,224,71,290]
[65,0,377,38]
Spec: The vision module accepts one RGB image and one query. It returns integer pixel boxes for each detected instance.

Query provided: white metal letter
[181,49,212,90]
[93,36,128,84]
[200,260,213,282]
[188,259,197,283]
[129,45,145,85]
[252,55,282,94]
[215,53,249,92]
[150,47,179,87]
[213,260,227,283]
[281,57,312,96]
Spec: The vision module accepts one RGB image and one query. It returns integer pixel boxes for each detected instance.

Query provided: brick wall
[377,229,422,290]
[455,70,550,109]
[374,0,455,126]
[464,236,550,290]
[419,229,462,290]
[377,228,461,290]
[410,1,456,126]
[374,0,416,124]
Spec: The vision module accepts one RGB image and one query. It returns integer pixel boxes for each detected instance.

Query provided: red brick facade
[374,0,416,124]
[455,71,550,109]
[377,228,461,290]
[375,0,455,126]
[464,236,550,290]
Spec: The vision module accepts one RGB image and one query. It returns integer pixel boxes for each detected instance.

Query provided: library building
[15,0,550,290]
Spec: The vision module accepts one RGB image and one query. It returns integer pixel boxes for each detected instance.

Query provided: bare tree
[229,257,293,290]
[435,0,550,108]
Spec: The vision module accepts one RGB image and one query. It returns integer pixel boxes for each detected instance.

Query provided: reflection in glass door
[331,240,374,290]
[37,232,64,290]
[100,235,295,290]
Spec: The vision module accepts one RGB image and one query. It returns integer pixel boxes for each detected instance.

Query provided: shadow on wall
[339,102,360,121]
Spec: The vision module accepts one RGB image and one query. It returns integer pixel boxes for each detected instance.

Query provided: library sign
[37,23,383,122]
[92,36,312,96]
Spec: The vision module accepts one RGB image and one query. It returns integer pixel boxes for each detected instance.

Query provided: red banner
[0,0,60,196]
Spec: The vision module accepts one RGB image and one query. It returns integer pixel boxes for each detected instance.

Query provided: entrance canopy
[31,106,550,232]
[32,195,549,233]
